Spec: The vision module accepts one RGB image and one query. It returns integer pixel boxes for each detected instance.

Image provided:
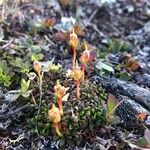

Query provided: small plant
[0,60,12,87]
[69,28,79,69]
[105,94,124,124]
[33,61,42,77]
[33,61,44,133]
[79,43,90,82]
[20,79,31,97]
[54,80,68,115]
[48,104,62,136]
[72,62,83,99]
[0,67,11,87]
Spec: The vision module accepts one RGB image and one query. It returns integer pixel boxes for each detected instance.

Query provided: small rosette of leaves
[0,68,11,87]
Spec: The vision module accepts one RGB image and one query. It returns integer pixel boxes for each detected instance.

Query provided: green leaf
[31,53,44,61]
[0,60,10,74]
[21,79,30,93]
[49,63,62,72]
[96,61,114,73]
[14,58,30,73]
[31,45,42,53]
[107,94,118,114]
[19,36,33,48]
[20,65,30,73]
[15,58,24,68]
[3,77,11,87]
[22,91,30,98]
[0,68,2,74]
[0,67,11,87]
[42,61,62,72]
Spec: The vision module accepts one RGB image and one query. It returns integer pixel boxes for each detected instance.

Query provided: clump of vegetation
[29,73,107,145]
[27,29,125,147]
[0,35,47,87]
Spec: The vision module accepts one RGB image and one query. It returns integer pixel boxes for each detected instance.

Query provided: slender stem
[31,92,36,105]
[36,72,43,134]
[58,98,63,115]
[54,123,62,136]
[81,64,85,83]
[72,47,76,69]
[76,80,80,99]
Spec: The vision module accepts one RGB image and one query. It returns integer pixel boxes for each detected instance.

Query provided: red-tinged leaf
[54,31,70,41]
[44,18,56,28]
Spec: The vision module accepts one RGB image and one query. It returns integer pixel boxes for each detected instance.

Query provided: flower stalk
[54,123,62,137]
[81,64,85,83]
[72,47,76,69]
[58,97,63,115]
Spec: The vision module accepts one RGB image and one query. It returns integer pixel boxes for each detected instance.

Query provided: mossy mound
[29,71,107,146]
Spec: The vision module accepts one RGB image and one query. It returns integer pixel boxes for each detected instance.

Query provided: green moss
[28,76,107,146]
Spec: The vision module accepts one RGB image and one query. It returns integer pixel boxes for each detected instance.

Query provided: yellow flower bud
[33,61,42,76]
[69,28,79,48]
[80,43,90,64]
[72,64,83,81]
[54,80,66,99]
[48,104,62,136]
[48,104,61,123]
[80,50,90,64]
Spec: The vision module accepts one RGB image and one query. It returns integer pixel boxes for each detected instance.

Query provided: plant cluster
[1,28,127,147]
[0,36,46,87]
[21,28,109,147]
[25,28,127,147]
[48,28,97,136]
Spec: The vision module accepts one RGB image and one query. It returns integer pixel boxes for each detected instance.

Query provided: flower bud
[80,43,90,64]
[33,61,42,76]
[54,80,66,99]
[72,64,83,81]
[80,50,90,64]
[48,104,61,123]
[69,28,79,48]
